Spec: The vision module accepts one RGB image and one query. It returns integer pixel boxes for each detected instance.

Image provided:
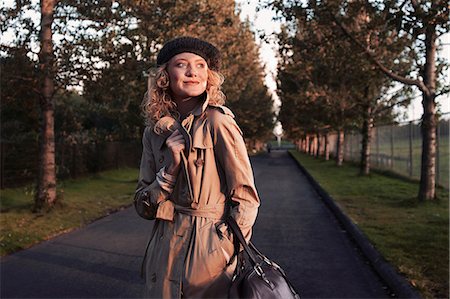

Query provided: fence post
[352,133,355,161]
[115,142,120,169]
[390,125,394,169]
[376,127,380,167]
[409,121,413,177]
[71,143,77,178]
[436,123,440,187]
[349,134,353,161]
[0,142,4,189]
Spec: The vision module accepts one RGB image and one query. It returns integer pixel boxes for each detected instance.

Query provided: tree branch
[330,13,428,93]
[436,88,450,98]
[410,0,425,16]
[8,75,35,82]
[377,96,413,114]
[32,87,41,95]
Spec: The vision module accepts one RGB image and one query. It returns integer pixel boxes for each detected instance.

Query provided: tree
[270,0,421,175]
[330,0,449,200]
[275,3,379,166]
[33,0,58,211]
[1,0,274,197]
[78,0,274,141]
[332,2,412,175]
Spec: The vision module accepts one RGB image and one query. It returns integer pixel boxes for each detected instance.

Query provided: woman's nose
[186,66,197,77]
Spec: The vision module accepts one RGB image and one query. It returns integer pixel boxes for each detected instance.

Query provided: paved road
[1,150,390,298]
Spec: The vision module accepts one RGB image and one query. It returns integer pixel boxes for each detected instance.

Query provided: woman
[134,36,260,298]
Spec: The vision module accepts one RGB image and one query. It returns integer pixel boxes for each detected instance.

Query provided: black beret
[157,36,221,71]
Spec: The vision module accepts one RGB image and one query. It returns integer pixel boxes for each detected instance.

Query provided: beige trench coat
[135,95,260,298]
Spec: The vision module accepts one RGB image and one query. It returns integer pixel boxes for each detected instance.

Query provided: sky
[237,0,450,123]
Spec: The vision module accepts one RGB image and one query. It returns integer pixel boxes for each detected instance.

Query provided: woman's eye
[176,62,186,67]
[197,63,206,68]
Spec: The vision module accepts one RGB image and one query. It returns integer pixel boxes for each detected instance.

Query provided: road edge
[287,151,422,299]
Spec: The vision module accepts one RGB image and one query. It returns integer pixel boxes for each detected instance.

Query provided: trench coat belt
[174,203,226,220]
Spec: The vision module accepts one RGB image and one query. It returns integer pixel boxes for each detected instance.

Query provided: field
[329,127,449,189]
[0,168,138,256]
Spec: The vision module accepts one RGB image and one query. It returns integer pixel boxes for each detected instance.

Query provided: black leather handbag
[134,191,157,220]
[227,216,301,299]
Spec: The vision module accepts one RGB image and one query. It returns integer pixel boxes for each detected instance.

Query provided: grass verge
[289,150,449,299]
[0,168,138,256]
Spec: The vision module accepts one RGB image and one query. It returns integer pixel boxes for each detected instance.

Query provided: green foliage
[114,0,275,140]
[0,48,40,142]
[1,0,274,143]
[66,0,274,141]
[273,1,410,140]
[290,150,449,299]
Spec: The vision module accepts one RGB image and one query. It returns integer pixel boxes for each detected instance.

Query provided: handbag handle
[226,215,260,268]
[227,217,301,298]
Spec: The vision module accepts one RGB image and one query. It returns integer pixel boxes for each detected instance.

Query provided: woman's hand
[165,129,186,176]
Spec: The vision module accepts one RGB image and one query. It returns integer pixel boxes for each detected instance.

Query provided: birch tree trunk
[336,129,344,166]
[418,26,437,200]
[35,0,57,211]
[316,133,321,157]
[324,133,329,160]
[308,135,313,155]
[360,105,373,175]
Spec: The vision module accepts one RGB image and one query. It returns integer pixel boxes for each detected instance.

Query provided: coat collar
[190,92,210,117]
[154,92,218,152]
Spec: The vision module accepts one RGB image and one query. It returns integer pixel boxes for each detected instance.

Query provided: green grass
[344,134,449,189]
[268,140,295,147]
[0,168,139,256]
[290,150,449,299]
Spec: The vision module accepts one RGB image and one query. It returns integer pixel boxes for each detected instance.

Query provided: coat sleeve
[134,127,174,221]
[211,110,260,242]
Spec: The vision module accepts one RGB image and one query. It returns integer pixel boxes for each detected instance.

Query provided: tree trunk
[360,100,373,175]
[324,133,329,160]
[336,129,344,166]
[309,135,313,155]
[418,25,437,201]
[308,135,313,155]
[360,104,373,175]
[34,0,57,211]
[316,133,321,157]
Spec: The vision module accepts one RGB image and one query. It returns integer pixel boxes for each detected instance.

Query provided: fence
[0,140,142,189]
[324,117,449,189]
[1,137,270,189]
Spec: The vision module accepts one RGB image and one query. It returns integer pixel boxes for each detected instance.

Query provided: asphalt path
[1,150,390,298]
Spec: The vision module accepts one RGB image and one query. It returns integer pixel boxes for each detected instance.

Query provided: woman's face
[167,52,208,101]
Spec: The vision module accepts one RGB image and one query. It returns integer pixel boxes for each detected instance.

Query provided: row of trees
[271,0,449,201]
[1,0,275,210]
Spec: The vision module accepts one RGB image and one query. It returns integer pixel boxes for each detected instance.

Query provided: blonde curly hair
[141,63,226,126]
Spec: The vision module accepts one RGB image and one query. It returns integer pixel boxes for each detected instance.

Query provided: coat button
[194,158,204,167]
[151,273,157,282]
[159,156,164,163]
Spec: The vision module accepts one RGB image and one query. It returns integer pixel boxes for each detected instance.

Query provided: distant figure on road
[267,142,272,153]
[134,36,260,298]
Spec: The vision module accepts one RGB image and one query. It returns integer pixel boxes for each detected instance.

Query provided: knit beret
[157,36,221,71]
